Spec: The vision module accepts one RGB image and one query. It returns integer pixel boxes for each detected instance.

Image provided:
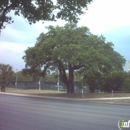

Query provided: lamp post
[16,69,18,89]
[57,70,60,92]
[39,77,41,90]
[82,76,84,98]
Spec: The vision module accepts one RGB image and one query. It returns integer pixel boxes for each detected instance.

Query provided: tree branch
[57,60,68,85]
[0,0,19,31]
[73,64,84,70]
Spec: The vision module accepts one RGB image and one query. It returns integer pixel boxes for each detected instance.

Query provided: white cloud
[7,26,23,38]
[78,0,130,34]
[34,20,67,33]
[0,25,34,44]
[0,41,33,70]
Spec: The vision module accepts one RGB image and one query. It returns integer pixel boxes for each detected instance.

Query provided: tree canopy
[23,23,126,93]
[0,0,92,32]
[16,70,33,81]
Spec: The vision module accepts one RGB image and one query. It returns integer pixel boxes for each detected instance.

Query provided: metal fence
[8,81,130,94]
[8,81,65,91]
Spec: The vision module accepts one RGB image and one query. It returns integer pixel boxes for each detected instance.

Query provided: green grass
[5,88,65,94]
[3,88,130,99]
[2,88,130,104]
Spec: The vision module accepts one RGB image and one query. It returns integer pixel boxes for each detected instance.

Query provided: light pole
[15,69,18,89]
[82,76,84,98]
[57,70,60,92]
[39,77,41,90]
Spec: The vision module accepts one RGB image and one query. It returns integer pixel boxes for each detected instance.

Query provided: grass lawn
[5,88,65,95]
[3,88,130,99]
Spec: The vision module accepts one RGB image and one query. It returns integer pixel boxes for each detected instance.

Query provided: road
[0,94,129,130]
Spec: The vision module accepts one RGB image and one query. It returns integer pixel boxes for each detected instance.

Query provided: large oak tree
[23,23,126,93]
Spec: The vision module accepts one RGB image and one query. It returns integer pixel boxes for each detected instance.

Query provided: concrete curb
[0,92,81,101]
[0,92,130,101]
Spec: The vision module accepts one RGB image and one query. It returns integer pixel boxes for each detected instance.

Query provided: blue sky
[0,0,130,71]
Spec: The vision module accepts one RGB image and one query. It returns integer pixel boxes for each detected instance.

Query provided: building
[128,61,130,72]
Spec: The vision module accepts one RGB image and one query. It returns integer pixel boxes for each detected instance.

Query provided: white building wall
[128,61,130,72]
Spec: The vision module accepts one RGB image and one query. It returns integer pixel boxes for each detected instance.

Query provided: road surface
[0,94,129,130]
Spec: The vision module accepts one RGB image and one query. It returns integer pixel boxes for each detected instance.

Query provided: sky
[0,0,130,72]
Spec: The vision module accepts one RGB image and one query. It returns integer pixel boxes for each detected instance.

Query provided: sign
[118,119,130,130]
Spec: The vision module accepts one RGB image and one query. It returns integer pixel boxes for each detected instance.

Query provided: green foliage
[0,64,14,92]
[101,71,125,92]
[122,72,130,92]
[0,0,92,32]
[80,36,126,93]
[45,72,58,82]
[22,68,41,81]
[17,71,33,81]
[122,78,130,91]
[23,23,126,93]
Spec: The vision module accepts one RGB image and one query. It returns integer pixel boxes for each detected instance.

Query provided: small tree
[0,64,14,92]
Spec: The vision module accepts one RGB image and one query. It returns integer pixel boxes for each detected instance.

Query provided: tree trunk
[67,81,74,93]
[1,87,5,92]
[67,64,74,93]
[58,62,74,94]
[89,86,95,93]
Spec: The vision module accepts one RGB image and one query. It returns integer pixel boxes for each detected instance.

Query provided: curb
[0,92,81,101]
[0,92,130,101]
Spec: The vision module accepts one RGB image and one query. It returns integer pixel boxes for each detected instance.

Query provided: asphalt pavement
[0,94,130,130]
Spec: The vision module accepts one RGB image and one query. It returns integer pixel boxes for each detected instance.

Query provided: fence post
[39,80,41,90]
[82,89,84,98]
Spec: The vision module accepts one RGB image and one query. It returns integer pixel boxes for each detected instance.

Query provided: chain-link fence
[8,81,65,91]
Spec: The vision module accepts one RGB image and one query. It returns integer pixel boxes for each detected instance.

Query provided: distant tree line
[0,63,130,93]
